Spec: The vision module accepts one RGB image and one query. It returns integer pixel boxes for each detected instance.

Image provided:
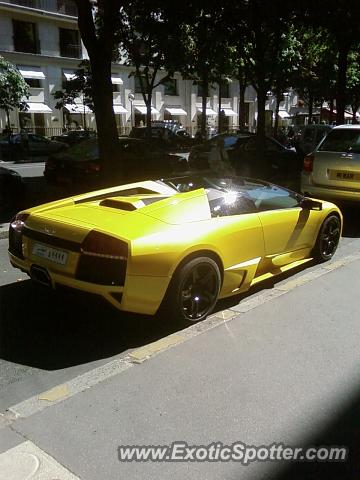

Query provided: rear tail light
[76,231,128,285]
[303,154,314,173]
[46,158,56,168]
[88,162,101,172]
[9,213,29,259]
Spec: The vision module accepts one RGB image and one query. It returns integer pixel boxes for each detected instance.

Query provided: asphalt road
[0,206,360,414]
[2,231,360,480]
[0,159,46,178]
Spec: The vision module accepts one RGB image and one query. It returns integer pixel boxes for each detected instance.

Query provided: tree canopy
[73,1,360,178]
[0,55,29,130]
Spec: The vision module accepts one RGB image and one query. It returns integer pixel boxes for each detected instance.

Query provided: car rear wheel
[313,214,341,262]
[161,257,221,326]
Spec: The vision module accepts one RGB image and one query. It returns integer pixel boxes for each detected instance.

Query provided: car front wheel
[313,214,341,262]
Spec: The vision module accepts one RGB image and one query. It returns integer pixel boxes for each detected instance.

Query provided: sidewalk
[0,224,9,240]
[1,250,360,479]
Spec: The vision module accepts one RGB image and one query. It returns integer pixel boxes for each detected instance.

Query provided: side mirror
[300,197,322,211]
[347,146,360,154]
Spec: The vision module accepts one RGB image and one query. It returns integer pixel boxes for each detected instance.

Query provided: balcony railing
[1,0,78,17]
[60,43,82,59]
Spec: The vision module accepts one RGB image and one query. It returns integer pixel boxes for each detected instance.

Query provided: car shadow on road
[340,206,360,238]
[0,256,321,372]
[0,279,178,370]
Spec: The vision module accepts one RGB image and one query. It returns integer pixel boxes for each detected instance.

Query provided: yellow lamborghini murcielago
[9,176,342,324]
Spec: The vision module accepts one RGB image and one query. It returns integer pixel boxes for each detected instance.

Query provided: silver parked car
[301,124,360,203]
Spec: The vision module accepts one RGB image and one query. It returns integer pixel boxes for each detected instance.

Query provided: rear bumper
[9,252,170,316]
[301,173,360,204]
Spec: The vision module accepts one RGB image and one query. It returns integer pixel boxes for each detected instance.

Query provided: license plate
[329,170,360,181]
[32,243,68,265]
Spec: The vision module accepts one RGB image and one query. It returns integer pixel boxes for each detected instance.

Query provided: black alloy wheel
[162,257,221,325]
[313,215,341,262]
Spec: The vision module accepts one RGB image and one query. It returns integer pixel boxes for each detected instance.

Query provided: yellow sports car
[9,176,342,325]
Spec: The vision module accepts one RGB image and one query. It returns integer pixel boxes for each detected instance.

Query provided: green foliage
[346,50,360,117]
[291,27,337,107]
[117,0,185,128]
[53,60,94,112]
[0,55,29,127]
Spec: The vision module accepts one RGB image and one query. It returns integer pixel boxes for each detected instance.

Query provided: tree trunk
[351,104,359,124]
[145,94,152,140]
[238,78,246,131]
[319,98,324,123]
[76,0,120,184]
[5,109,10,130]
[201,76,208,139]
[308,89,313,124]
[336,42,349,126]
[273,92,281,139]
[255,85,268,178]
[218,76,222,133]
[329,98,335,123]
[91,54,120,181]
[256,85,266,138]
[83,103,87,130]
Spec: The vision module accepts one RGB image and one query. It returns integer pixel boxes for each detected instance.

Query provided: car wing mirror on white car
[300,197,322,211]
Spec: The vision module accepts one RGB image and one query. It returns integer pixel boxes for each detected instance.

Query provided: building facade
[0,0,260,136]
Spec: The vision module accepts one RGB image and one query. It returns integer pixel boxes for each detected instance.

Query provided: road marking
[213,309,237,320]
[0,441,80,480]
[230,289,286,312]
[8,358,132,419]
[129,334,187,363]
[38,383,70,402]
[2,249,360,424]
[275,269,327,291]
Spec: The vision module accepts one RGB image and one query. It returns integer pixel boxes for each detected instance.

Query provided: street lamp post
[128,92,135,132]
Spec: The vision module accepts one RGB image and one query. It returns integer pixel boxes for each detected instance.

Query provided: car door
[204,186,265,296]
[248,184,319,265]
[29,134,50,155]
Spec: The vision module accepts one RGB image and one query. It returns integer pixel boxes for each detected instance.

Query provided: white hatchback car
[301,124,360,203]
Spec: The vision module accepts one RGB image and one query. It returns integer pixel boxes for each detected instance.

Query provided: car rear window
[67,138,99,157]
[223,136,238,148]
[319,129,360,152]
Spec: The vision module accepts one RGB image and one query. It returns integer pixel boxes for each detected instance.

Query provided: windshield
[318,129,360,152]
[67,138,99,156]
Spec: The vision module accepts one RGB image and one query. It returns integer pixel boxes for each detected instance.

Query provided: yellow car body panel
[9,179,342,316]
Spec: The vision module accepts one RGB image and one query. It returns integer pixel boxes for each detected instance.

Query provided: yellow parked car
[9,176,342,325]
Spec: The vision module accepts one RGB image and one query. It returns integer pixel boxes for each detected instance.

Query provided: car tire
[160,256,221,326]
[312,214,341,262]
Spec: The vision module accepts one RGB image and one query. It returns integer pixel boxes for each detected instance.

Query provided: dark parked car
[189,133,302,178]
[0,133,66,161]
[229,136,303,176]
[44,137,188,187]
[188,132,255,169]
[0,166,25,213]
[130,122,198,152]
[51,130,97,147]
